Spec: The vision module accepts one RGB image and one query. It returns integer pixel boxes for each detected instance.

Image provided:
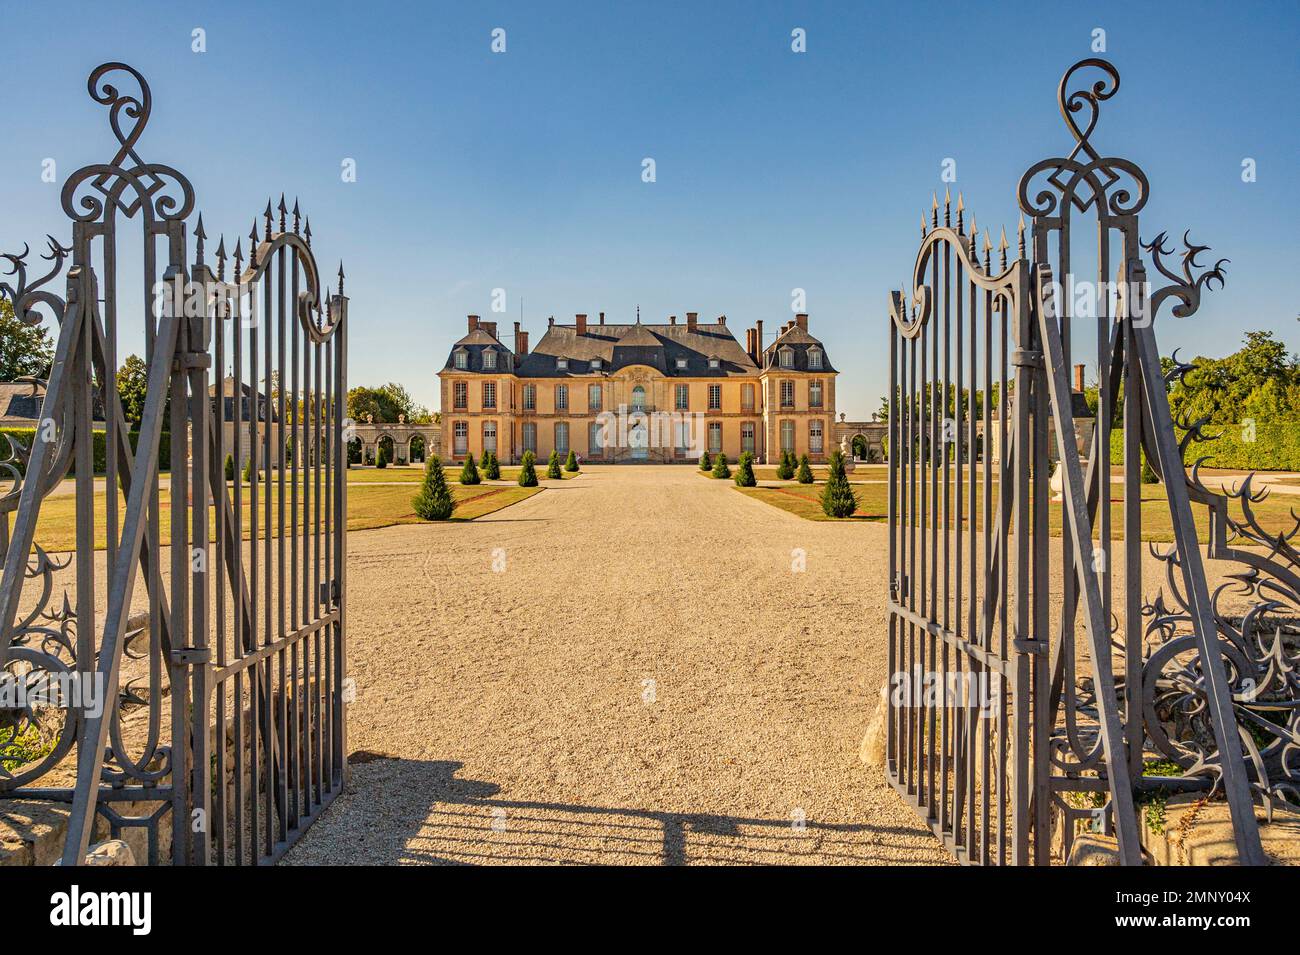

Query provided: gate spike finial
[983,230,993,271]
[1017,213,1026,259]
[215,235,227,281]
[304,216,312,248]
[969,214,977,249]
[931,192,939,229]
[263,200,273,240]
[292,198,301,235]
[193,214,206,265]
[955,193,964,234]
[943,187,951,227]
[338,261,345,296]
[999,226,1009,270]
[920,213,927,238]
[277,194,287,233]
[249,222,259,268]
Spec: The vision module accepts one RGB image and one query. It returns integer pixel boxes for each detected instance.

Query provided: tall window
[741,421,755,454]
[588,383,602,412]
[453,381,467,410]
[483,349,497,370]
[741,383,755,411]
[453,350,467,370]
[708,384,721,410]
[483,381,497,409]
[780,420,794,453]
[809,419,823,454]
[522,422,536,453]
[809,348,823,370]
[780,380,794,408]
[779,348,794,369]
[809,379,823,408]
[674,420,691,456]
[554,422,569,454]
[632,385,646,411]
[589,422,604,455]
[453,421,468,455]
[522,384,536,410]
[483,421,497,453]
[555,384,568,410]
[708,421,722,454]
[675,384,689,411]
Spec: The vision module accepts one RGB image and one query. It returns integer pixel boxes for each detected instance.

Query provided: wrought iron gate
[886,58,1282,865]
[0,63,349,865]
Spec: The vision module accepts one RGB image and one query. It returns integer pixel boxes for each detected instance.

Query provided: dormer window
[809,348,823,370]
[453,349,468,370]
[557,358,568,371]
[482,349,497,370]
[591,358,602,371]
[708,357,720,369]
[779,348,794,369]
[676,358,688,370]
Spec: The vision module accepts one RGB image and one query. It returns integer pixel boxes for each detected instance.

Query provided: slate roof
[762,325,837,374]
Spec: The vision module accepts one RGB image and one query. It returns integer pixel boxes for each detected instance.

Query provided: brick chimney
[599,311,605,325]
[480,320,497,339]
[717,314,727,326]
[468,314,480,333]
[669,315,677,325]
[686,312,698,332]
[756,320,764,359]
[514,321,529,356]
[576,313,587,336]
[795,313,808,331]
[1073,364,1085,392]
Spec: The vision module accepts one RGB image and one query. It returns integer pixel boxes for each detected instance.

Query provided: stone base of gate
[1140,795,1300,866]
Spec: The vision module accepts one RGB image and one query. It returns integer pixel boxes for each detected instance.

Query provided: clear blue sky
[2,0,1297,418]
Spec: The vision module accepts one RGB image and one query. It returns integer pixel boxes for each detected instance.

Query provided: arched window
[632,385,646,411]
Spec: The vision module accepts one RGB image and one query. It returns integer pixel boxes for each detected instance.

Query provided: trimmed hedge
[1108,422,1300,472]
[1,427,172,476]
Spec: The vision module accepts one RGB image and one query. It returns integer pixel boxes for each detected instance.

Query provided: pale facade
[437,311,838,465]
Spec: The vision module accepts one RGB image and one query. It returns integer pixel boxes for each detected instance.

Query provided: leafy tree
[518,450,538,487]
[776,450,795,480]
[546,450,562,479]
[0,298,53,382]
[116,354,149,428]
[412,457,455,520]
[459,454,480,485]
[820,449,857,518]
[376,442,389,469]
[224,453,235,483]
[564,450,579,472]
[734,451,756,487]
[711,452,731,480]
[346,382,432,424]
[796,454,814,484]
[484,451,501,480]
[699,450,712,471]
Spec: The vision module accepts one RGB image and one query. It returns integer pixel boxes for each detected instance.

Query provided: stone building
[437,311,838,465]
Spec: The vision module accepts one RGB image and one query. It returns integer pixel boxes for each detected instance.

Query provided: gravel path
[284,464,949,865]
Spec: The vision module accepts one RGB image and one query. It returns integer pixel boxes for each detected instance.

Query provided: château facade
[437,311,838,465]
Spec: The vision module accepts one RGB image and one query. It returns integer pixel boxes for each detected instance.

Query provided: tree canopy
[0,298,54,381]
[346,382,433,424]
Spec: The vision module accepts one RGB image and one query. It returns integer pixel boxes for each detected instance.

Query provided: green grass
[341,464,576,484]
[28,482,542,552]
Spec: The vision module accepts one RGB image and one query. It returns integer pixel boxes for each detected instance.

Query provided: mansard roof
[763,324,837,374]
[517,321,758,378]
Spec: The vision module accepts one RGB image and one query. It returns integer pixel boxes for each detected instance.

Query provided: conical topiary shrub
[734,451,757,487]
[484,451,501,480]
[796,453,814,484]
[480,449,492,472]
[711,452,731,480]
[564,450,579,472]
[376,442,389,469]
[699,450,712,471]
[242,456,254,485]
[820,449,857,518]
[776,450,795,480]
[224,453,235,483]
[412,456,455,520]
[547,450,562,479]
[518,450,539,487]
[459,454,481,485]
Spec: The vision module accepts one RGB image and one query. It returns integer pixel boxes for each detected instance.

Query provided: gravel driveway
[283,464,949,865]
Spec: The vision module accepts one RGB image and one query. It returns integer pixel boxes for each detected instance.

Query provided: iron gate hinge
[892,573,907,600]
[170,647,212,666]
[1010,348,1043,368]
[319,579,339,604]
[173,352,212,372]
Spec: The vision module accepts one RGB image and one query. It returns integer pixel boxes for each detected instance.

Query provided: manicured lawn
[28,482,542,552]
[341,465,576,483]
[736,471,1300,543]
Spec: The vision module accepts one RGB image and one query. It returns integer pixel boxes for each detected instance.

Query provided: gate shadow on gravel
[291,755,940,866]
